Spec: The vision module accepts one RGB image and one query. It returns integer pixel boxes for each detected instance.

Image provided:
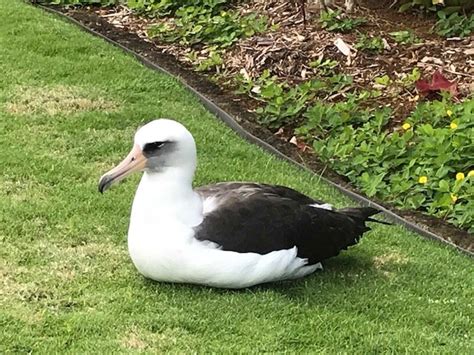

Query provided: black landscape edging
[36,4,473,258]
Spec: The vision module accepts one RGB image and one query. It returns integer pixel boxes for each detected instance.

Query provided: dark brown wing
[194,183,378,264]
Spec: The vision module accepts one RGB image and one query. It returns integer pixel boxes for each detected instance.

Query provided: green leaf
[260,83,283,99]
[374,75,391,86]
[398,2,414,12]
[438,179,450,192]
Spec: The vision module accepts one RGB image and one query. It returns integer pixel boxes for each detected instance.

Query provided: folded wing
[194,182,376,264]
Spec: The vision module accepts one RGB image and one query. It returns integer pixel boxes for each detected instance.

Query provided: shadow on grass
[137,251,412,302]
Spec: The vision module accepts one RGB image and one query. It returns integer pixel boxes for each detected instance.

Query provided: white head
[98,119,197,193]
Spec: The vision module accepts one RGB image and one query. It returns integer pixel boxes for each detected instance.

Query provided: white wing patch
[202,196,219,214]
[309,203,333,210]
[201,186,261,215]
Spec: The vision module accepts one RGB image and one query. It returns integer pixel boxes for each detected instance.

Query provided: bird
[98,119,387,288]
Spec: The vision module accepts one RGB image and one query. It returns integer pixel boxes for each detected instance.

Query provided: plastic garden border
[35,4,473,257]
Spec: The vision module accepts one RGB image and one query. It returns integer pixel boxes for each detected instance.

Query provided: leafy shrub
[308,98,473,232]
[34,0,120,4]
[435,11,474,37]
[129,0,267,48]
[319,10,365,32]
[398,0,474,38]
[127,0,227,16]
[136,0,266,71]
[354,34,386,53]
[148,10,266,48]
[245,67,473,231]
[309,58,339,76]
[389,30,421,44]
[399,0,474,13]
[237,70,353,128]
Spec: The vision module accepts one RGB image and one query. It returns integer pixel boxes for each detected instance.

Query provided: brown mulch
[90,0,473,125]
[84,0,474,139]
[52,3,473,252]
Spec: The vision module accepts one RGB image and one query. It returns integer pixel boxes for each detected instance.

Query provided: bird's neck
[130,168,203,228]
[142,167,194,195]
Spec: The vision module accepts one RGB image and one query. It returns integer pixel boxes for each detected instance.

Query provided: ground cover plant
[399,0,474,38]
[434,10,474,38]
[239,73,473,233]
[143,0,268,72]
[319,9,365,32]
[2,1,474,352]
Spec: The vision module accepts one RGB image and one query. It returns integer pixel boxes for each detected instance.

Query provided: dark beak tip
[98,175,111,194]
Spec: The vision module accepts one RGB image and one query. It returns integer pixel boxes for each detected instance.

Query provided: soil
[46,4,473,253]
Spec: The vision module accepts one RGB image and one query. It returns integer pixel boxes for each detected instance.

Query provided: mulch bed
[47,3,473,253]
[87,1,473,125]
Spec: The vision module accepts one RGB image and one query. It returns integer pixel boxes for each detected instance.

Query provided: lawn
[0,0,473,353]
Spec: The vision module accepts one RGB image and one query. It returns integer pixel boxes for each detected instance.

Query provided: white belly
[127,220,320,289]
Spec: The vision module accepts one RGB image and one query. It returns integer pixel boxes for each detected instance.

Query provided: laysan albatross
[98,119,386,288]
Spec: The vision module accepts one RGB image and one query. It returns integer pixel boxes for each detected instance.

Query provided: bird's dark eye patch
[143,141,167,154]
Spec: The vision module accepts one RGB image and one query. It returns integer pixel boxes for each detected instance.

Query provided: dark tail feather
[315,207,390,261]
[338,207,391,226]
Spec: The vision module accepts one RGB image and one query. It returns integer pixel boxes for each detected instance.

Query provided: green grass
[0,1,473,353]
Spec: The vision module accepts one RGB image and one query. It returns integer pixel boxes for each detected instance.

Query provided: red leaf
[431,71,458,95]
[415,79,432,94]
[415,70,457,97]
